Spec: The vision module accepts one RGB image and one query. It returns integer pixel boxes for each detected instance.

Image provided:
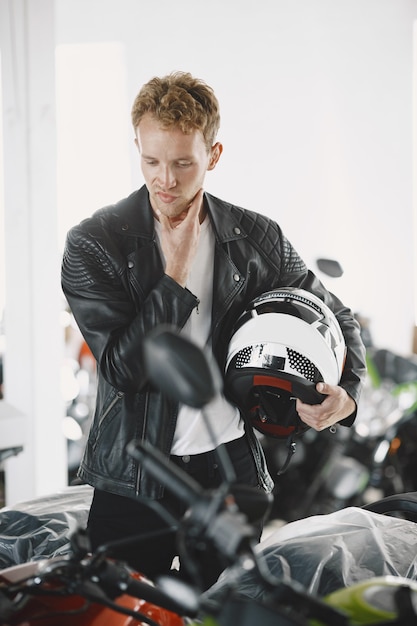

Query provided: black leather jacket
[61,185,366,498]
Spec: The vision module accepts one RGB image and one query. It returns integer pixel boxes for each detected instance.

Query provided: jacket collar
[108,186,154,239]
[205,192,247,244]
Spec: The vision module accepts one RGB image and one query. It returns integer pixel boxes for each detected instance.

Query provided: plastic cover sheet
[203,506,417,606]
[2,488,417,602]
[0,485,93,568]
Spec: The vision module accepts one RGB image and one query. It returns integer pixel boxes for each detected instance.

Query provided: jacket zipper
[135,390,150,494]
[98,391,124,429]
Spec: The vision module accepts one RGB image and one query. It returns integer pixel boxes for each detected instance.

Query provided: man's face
[135,114,221,222]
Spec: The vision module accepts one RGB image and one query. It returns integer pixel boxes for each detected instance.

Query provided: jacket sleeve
[278,237,367,424]
[61,220,198,393]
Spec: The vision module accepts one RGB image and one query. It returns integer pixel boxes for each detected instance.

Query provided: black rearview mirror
[316,258,344,278]
[143,325,223,408]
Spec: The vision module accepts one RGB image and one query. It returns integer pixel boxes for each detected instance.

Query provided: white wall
[54,0,417,355]
[0,0,67,505]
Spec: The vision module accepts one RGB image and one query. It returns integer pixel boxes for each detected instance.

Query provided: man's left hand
[296,382,356,431]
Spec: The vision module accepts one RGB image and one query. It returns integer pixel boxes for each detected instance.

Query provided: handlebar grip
[100,560,199,617]
[125,575,198,617]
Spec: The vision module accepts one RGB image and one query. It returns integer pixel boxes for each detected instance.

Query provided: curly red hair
[131,71,220,150]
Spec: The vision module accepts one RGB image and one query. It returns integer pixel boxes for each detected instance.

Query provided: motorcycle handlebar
[97,559,199,617]
[126,439,258,563]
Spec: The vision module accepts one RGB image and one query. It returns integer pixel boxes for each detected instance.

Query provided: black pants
[87,435,260,590]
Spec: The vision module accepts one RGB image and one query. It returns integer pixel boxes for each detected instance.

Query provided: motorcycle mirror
[316,258,344,278]
[143,325,223,408]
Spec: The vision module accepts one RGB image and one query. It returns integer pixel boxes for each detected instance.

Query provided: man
[61,71,366,588]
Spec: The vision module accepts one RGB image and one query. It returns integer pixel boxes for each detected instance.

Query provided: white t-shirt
[154,215,244,455]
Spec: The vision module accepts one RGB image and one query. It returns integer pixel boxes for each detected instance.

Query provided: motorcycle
[2,326,417,625]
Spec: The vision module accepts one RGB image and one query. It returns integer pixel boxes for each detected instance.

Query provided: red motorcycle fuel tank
[0,561,185,626]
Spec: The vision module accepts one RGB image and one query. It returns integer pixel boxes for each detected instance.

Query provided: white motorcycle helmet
[225,288,346,438]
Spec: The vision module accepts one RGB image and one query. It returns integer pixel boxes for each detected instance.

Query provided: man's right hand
[156,188,204,287]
